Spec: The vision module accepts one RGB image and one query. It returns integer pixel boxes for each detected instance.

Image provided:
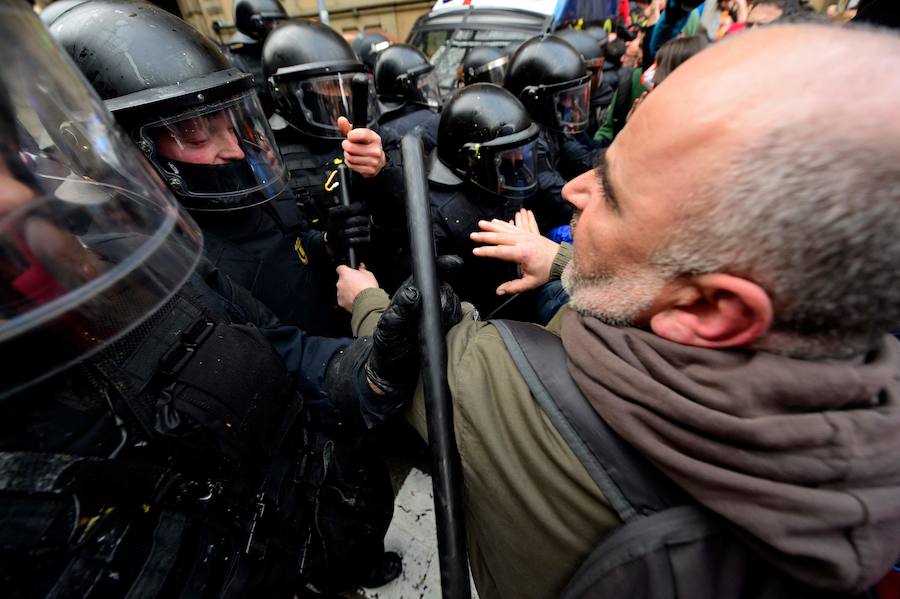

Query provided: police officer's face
[0,160,105,304]
[0,160,34,215]
[154,111,245,165]
[312,79,345,98]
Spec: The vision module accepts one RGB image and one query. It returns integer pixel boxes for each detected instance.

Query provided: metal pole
[316,0,329,25]
[401,134,471,599]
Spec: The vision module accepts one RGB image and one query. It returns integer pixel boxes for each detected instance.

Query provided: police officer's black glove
[365,256,464,397]
[325,201,370,254]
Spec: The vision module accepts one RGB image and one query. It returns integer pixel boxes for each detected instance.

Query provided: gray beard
[562,252,670,327]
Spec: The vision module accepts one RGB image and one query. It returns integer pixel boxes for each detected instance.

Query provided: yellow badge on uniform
[294,237,309,266]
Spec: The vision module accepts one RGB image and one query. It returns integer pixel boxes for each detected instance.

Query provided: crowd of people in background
[1,0,898,597]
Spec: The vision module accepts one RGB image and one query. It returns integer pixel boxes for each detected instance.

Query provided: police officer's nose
[217,129,246,162]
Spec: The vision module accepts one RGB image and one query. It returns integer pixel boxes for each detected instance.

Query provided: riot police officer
[426,83,540,317]
[553,27,611,137]
[222,0,289,117]
[51,1,365,336]
[457,45,508,87]
[0,2,406,593]
[505,35,594,230]
[374,43,442,154]
[262,20,403,284]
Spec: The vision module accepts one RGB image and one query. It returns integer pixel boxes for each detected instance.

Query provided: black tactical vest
[194,196,337,336]
[0,277,391,596]
[273,127,343,229]
[379,106,439,156]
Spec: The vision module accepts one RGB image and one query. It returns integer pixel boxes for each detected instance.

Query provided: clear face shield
[411,68,443,109]
[553,80,591,134]
[461,56,508,88]
[140,90,286,211]
[467,137,538,200]
[251,13,287,37]
[586,58,605,92]
[0,5,203,399]
[494,142,538,198]
[285,72,378,137]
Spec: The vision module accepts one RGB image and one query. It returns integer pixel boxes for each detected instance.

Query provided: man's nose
[216,130,245,162]
[561,170,591,210]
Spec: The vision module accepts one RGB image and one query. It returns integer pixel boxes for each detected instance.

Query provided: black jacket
[193,193,339,336]
[0,255,391,597]
[430,184,522,315]
[378,105,440,156]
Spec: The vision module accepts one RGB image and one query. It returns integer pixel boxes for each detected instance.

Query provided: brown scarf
[560,309,900,593]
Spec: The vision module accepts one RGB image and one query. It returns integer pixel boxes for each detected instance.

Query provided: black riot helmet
[352,31,392,73]
[374,44,441,115]
[460,46,508,87]
[553,28,605,72]
[234,0,288,41]
[430,84,539,201]
[37,0,88,26]
[50,0,286,212]
[263,20,377,139]
[584,25,610,46]
[553,28,606,92]
[504,35,591,134]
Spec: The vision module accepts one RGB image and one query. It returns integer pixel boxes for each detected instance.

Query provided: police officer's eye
[183,135,210,147]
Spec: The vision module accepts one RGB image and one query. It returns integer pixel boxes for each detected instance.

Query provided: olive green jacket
[351,279,618,599]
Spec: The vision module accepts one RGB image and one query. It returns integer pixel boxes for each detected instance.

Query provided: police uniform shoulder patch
[294,237,309,265]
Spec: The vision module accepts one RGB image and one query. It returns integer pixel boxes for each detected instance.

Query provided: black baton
[401,134,471,599]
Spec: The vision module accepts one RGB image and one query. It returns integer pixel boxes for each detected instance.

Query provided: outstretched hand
[470,210,560,295]
[513,207,541,235]
[338,116,386,178]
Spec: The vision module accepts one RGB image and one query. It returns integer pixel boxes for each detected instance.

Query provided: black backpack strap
[494,319,687,522]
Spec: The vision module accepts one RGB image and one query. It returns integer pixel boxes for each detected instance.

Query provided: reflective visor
[413,69,443,109]
[554,81,591,133]
[585,56,605,72]
[464,56,508,86]
[466,131,539,200]
[141,90,286,210]
[495,141,537,198]
[284,73,378,136]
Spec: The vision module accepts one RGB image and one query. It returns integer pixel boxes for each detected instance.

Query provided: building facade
[175,0,432,42]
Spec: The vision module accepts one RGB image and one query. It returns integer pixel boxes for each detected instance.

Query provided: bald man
[336,24,900,598]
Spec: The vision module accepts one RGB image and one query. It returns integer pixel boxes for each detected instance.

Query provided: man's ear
[649,274,772,349]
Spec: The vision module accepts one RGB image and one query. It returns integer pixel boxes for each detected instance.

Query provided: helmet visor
[466,56,508,86]
[0,3,203,398]
[141,90,286,211]
[287,73,378,136]
[495,141,537,199]
[468,139,538,200]
[412,69,443,109]
[554,81,591,133]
